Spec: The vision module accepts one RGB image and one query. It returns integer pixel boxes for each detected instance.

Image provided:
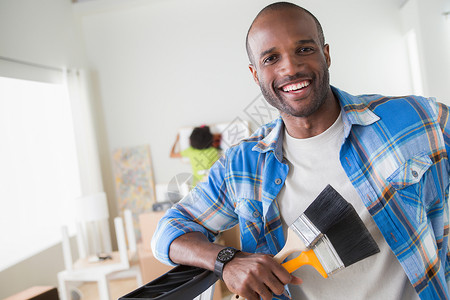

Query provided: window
[0,76,81,271]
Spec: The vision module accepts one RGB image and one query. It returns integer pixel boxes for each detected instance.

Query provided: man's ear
[248,64,260,85]
[323,44,331,68]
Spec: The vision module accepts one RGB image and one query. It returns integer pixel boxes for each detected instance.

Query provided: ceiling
[73,0,411,8]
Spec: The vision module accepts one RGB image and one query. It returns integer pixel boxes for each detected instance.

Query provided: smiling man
[246,4,338,139]
[152,2,450,300]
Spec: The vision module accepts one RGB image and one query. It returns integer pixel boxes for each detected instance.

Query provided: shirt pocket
[386,153,437,224]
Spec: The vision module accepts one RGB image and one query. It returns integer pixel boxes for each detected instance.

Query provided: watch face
[217,248,236,262]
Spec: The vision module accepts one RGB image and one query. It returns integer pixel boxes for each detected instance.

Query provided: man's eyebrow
[296,39,317,45]
[259,47,276,60]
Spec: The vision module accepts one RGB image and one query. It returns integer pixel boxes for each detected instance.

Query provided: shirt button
[275,178,282,185]
[252,211,260,218]
[411,170,418,178]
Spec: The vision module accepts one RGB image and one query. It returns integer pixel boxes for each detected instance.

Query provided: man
[152,2,450,299]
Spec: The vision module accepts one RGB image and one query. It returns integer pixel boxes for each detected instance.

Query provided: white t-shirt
[277,113,419,300]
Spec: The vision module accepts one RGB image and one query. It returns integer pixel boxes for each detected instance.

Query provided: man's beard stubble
[259,67,330,118]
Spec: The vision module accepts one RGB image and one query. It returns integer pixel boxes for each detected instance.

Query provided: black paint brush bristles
[325,204,380,267]
[304,184,354,234]
[292,185,354,247]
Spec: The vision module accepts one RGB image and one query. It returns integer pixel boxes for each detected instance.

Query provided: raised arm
[170,133,182,158]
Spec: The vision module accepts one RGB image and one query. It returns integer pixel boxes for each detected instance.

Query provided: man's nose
[278,55,301,76]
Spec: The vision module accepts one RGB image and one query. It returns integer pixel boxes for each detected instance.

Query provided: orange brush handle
[281,249,328,278]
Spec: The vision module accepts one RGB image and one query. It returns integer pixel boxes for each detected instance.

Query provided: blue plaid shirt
[152,86,450,299]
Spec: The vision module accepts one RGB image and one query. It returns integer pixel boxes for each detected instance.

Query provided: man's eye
[263,55,278,64]
[297,47,314,54]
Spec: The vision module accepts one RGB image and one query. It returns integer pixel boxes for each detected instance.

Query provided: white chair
[57,193,142,300]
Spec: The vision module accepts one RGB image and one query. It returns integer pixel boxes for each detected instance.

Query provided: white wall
[401,0,450,101]
[0,0,86,69]
[78,0,414,186]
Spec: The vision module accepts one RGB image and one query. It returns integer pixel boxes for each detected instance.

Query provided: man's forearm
[169,231,224,271]
[168,231,301,300]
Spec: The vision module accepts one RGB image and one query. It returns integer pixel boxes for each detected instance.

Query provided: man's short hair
[245,2,325,65]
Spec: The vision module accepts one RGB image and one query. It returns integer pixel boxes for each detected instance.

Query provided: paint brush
[275,184,354,262]
[282,203,380,277]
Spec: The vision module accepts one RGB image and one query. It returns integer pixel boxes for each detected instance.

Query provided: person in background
[155,2,450,299]
[170,125,220,186]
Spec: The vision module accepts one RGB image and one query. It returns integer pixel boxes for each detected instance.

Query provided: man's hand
[223,252,302,300]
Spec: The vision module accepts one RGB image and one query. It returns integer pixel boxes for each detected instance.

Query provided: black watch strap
[214,247,240,280]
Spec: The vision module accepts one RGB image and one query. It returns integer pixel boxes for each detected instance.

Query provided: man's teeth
[282,81,310,92]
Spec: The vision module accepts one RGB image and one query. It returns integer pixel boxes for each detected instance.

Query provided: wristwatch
[214,247,240,280]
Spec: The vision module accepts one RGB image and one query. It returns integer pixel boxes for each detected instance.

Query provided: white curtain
[65,69,112,255]
[65,69,104,196]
